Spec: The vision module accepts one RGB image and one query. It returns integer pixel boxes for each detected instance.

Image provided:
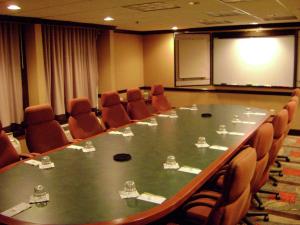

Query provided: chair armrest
[72,139,83,143]
[19,153,35,160]
[188,193,220,202]
[182,201,215,212]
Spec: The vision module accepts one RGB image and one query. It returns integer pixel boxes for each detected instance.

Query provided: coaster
[113,153,132,162]
[201,113,212,117]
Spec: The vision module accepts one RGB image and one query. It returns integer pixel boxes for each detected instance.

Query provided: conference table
[0,104,269,225]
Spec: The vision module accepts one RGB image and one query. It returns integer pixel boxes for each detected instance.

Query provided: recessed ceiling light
[104,17,114,21]
[188,1,199,5]
[172,26,178,30]
[7,4,21,10]
[250,22,258,25]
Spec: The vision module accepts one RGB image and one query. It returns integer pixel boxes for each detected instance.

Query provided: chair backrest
[24,104,69,153]
[150,85,172,112]
[101,92,131,128]
[68,98,104,139]
[258,109,288,189]
[249,123,274,193]
[283,100,297,136]
[292,88,300,97]
[209,147,256,225]
[127,88,151,120]
[0,121,20,168]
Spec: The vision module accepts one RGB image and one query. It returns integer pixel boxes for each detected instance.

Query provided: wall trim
[141,86,293,96]
[0,15,115,30]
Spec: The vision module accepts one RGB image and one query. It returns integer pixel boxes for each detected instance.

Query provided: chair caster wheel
[275,194,280,200]
[272,182,278,187]
[279,172,283,177]
[264,215,269,221]
[286,158,290,162]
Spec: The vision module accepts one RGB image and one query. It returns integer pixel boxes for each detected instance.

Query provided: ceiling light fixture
[104,16,114,21]
[172,26,178,30]
[7,4,21,10]
[188,1,199,5]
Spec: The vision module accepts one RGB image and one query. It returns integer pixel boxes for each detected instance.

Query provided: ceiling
[0,0,300,31]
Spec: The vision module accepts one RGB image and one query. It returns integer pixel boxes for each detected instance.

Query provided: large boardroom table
[0,104,269,225]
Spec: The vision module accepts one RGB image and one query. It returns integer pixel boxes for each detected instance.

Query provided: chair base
[269,175,278,186]
[259,189,280,200]
[277,155,290,162]
[253,193,265,210]
[246,211,269,221]
[270,169,283,177]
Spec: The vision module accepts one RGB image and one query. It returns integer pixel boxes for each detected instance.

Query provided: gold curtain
[0,22,23,127]
[42,25,99,115]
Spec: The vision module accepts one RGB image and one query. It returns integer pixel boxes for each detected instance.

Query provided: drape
[42,25,99,115]
[0,22,23,127]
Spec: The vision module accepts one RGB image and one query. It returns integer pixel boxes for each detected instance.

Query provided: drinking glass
[197,137,206,145]
[124,127,132,135]
[33,185,47,198]
[232,115,240,122]
[191,104,197,110]
[166,155,177,166]
[41,156,52,166]
[218,124,226,132]
[150,118,158,125]
[85,140,93,150]
[124,180,137,194]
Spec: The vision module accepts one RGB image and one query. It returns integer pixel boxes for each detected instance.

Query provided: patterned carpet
[249,135,300,225]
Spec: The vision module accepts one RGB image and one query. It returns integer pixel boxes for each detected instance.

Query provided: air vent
[263,15,297,21]
[221,0,253,2]
[207,10,244,17]
[199,20,232,25]
[123,2,179,12]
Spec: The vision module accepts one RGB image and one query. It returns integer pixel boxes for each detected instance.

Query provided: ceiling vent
[220,0,253,3]
[198,20,232,25]
[207,10,245,17]
[123,2,180,12]
[263,15,297,21]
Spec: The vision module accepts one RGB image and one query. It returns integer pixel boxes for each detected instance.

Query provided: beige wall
[97,30,116,93]
[25,24,48,106]
[114,33,144,90]
[143,33,174,87]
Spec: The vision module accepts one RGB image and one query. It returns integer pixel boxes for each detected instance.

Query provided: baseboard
[288,129,300,136]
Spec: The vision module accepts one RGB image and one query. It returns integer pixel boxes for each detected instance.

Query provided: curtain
[0,22,23,127]
[42,25,99,115]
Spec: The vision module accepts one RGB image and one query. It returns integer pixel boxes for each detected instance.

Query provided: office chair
[150,84,172,113]
[101,92,131,128]
[127,88,151,120]
[0,121,33,169]
[24,104,70,153]
[68,98,104,139]
[181,147,257,225]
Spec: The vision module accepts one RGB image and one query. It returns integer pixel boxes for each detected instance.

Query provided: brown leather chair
[24,104,70,153]
[291,88,300,97]
[0,121,33,169]
[249,123,274,209]
[182,147,256,225]
[68,98,104,139]
[259,109,288,189]
[150,85,172,113]
[276,99,298,164]
[101,92,131,128]
[127,88,151,120]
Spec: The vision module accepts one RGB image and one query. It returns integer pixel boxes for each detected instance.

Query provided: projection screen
[213,35,295,87]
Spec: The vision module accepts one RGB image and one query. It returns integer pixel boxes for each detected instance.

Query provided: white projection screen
[213,35,295,87]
